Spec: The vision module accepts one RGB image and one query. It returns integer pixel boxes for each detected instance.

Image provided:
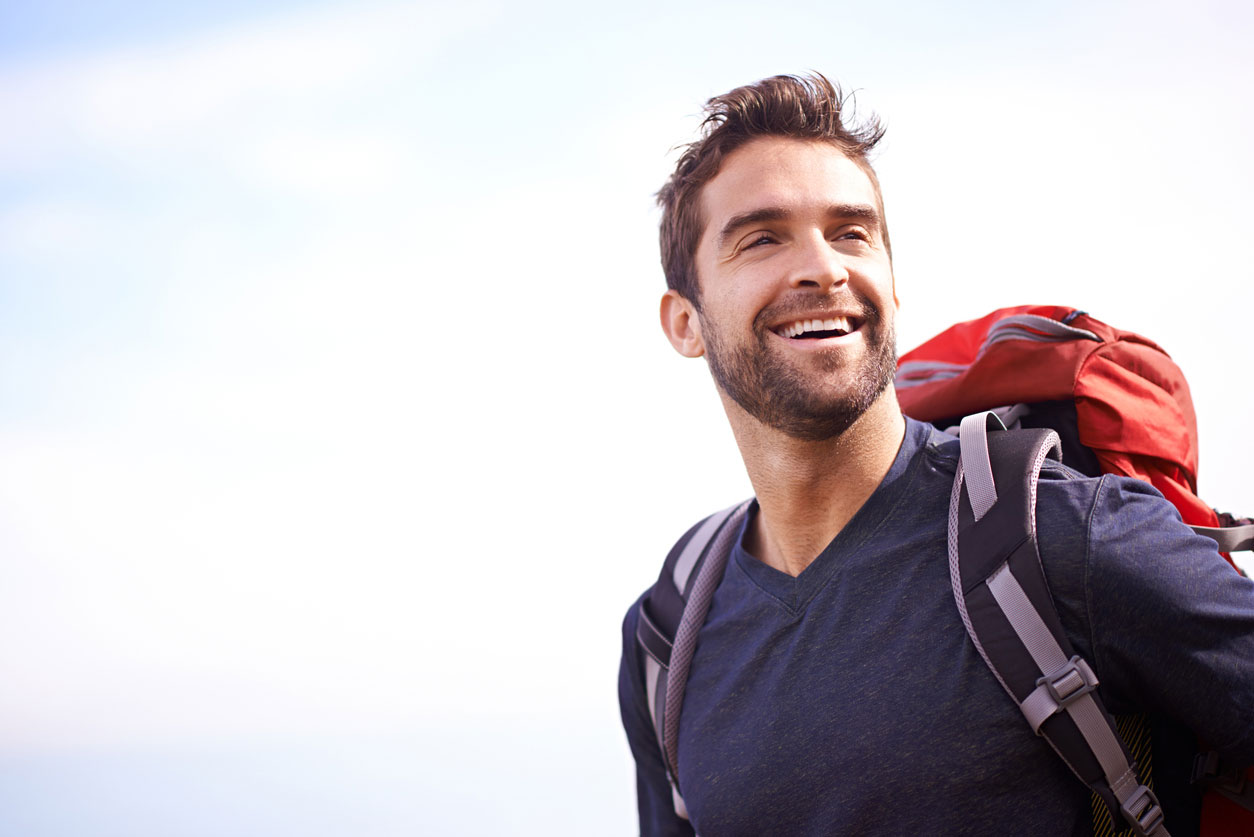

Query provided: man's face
[681,137,898,441]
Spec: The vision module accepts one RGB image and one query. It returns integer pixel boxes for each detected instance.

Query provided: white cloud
[234,131,415,197]
[0,1,499,175]
[0,198,108,256]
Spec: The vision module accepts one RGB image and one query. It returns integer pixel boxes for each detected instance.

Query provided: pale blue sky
[2,1,1251,834]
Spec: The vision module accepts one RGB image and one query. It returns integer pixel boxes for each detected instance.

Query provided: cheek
[719,274,776,315]
[866,263,897,304]
[703,287,750,325]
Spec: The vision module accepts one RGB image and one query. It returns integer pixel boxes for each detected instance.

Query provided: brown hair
[657,73,889,305]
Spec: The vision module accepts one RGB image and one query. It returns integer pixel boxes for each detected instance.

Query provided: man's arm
[618,600,697,837]
[1040,471,1254,762]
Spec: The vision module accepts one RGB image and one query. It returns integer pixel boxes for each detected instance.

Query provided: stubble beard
[701,297,898,442]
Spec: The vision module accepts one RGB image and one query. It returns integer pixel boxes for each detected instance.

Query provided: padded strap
[636,500,751,822]
[951,420,1169,837]
[674,505,741,593]
[638,505,744,671]
[664,501,751,816]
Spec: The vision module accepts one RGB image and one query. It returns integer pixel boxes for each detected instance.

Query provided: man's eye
[836,228,870,243]
[745,234,775,249]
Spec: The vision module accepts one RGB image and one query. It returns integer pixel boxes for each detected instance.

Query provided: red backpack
[896,304,1253,835]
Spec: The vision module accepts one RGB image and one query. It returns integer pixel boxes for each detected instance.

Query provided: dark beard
[701,297,897,442]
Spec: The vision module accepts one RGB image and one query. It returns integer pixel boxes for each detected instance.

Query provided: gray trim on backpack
[894,359,968,389]
[896,312,1101,391]
[982,314,1101,350]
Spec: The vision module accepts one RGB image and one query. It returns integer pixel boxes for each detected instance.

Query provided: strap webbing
[1191,523,1254,553]
[959,411,1007,521]
[987,565,1147,801]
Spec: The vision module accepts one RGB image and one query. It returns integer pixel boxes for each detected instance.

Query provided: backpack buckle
[1119,784,1165,836]
[1037,655,1098,709]
[1192,751,1248,794]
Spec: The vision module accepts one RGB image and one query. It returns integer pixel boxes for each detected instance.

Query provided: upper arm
[1064,475,1254,760]
[619,600,697,837]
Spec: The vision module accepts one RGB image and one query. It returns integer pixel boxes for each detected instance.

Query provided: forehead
[698,137,879,235]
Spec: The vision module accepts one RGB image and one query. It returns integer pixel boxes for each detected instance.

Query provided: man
[618,73,1254,836]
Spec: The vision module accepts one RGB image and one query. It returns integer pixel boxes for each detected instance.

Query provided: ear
[660,289,705,358]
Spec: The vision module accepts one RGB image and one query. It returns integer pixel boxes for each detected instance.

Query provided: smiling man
[659,132,903,577]
[618,74,1254,836]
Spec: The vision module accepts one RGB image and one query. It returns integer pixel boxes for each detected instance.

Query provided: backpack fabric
[895,304,1236,562]
[898,306,1254,835]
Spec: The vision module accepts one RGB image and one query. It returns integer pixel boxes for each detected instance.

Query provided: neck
[723,388,906,577]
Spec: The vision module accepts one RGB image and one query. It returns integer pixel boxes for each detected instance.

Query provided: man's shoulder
[904,416,961,461]
[1032,457,1230,638]
[622,588,647,638]
[621,500,755,620]
[1035,458,1182,533]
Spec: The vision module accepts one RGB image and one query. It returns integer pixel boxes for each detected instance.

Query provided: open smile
[771,315,864,341]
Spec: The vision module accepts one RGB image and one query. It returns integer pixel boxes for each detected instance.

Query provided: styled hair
[656,73,889,304]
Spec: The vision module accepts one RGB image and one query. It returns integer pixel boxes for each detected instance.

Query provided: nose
[787,234,849,292]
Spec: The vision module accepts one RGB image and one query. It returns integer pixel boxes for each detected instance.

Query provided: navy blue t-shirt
[619,418,1254,836]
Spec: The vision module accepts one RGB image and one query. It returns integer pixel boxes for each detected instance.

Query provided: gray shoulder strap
[951,412,1169,837]
[642,500,751,823]
[1191,523,1254,554]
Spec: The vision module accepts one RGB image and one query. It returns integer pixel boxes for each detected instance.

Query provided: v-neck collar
[729,418,937,613]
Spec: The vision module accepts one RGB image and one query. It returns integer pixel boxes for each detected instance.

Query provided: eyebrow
[716,203,882,250]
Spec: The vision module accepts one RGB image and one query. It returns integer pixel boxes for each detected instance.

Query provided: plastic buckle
[1192,751,1248,794]
[1120,784,1165,837]
[1036,655,1098,709]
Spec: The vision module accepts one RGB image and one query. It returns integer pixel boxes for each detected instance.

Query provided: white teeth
[780,316,853,338]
